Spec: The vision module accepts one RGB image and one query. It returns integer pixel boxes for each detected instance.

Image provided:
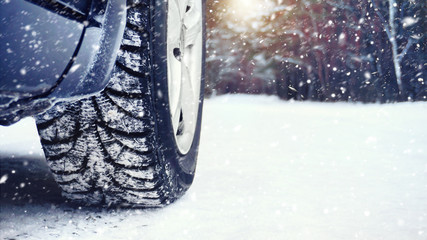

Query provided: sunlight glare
[227,0,271,22]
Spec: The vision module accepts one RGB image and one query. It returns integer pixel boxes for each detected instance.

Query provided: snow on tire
[36,0,205,207]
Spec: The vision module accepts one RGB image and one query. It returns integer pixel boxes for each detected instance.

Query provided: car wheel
[35,0,205,207]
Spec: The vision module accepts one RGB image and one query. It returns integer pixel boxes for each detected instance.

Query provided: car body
[0,0,127,125]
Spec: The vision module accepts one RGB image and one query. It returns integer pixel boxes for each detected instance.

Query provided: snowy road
[1,95,427,240]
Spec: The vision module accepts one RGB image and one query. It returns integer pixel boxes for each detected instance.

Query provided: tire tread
[36,2,176,207]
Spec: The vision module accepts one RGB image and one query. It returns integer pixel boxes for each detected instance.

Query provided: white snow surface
[1,94,427,240]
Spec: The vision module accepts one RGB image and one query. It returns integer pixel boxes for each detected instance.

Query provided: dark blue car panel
[0,0,127,126]
[0,0,83,96]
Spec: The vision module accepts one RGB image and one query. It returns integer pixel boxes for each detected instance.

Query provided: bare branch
[282,29,305,39]
[325,0,354,11]
[398,38,415,62]
[370,0,392,40]
[273,56,306,67]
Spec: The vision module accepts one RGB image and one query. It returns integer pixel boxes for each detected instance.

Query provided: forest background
[205,0,426,102]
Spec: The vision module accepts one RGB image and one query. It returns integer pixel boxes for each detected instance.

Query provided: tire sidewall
[150,0,206,187]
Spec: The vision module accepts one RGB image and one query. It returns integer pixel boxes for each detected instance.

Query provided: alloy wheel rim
[167,0,203,154]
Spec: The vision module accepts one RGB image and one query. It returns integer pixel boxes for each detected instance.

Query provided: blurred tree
[371,0,424,101]
[205,0,426,102]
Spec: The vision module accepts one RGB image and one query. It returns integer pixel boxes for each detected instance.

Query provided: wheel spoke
[169,55,182,133]
[168,0,182,45]
[179,66,195,138]
[183,1,202,47]
[172,96,182,135]
[172,0,189,20]
[180,57,196,120]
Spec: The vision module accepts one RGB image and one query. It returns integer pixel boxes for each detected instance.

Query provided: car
[0,0,205,207]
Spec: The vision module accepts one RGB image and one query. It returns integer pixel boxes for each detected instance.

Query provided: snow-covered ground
[1,95,426,240]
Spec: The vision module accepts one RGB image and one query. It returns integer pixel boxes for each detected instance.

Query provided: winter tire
[35,0,205,207]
